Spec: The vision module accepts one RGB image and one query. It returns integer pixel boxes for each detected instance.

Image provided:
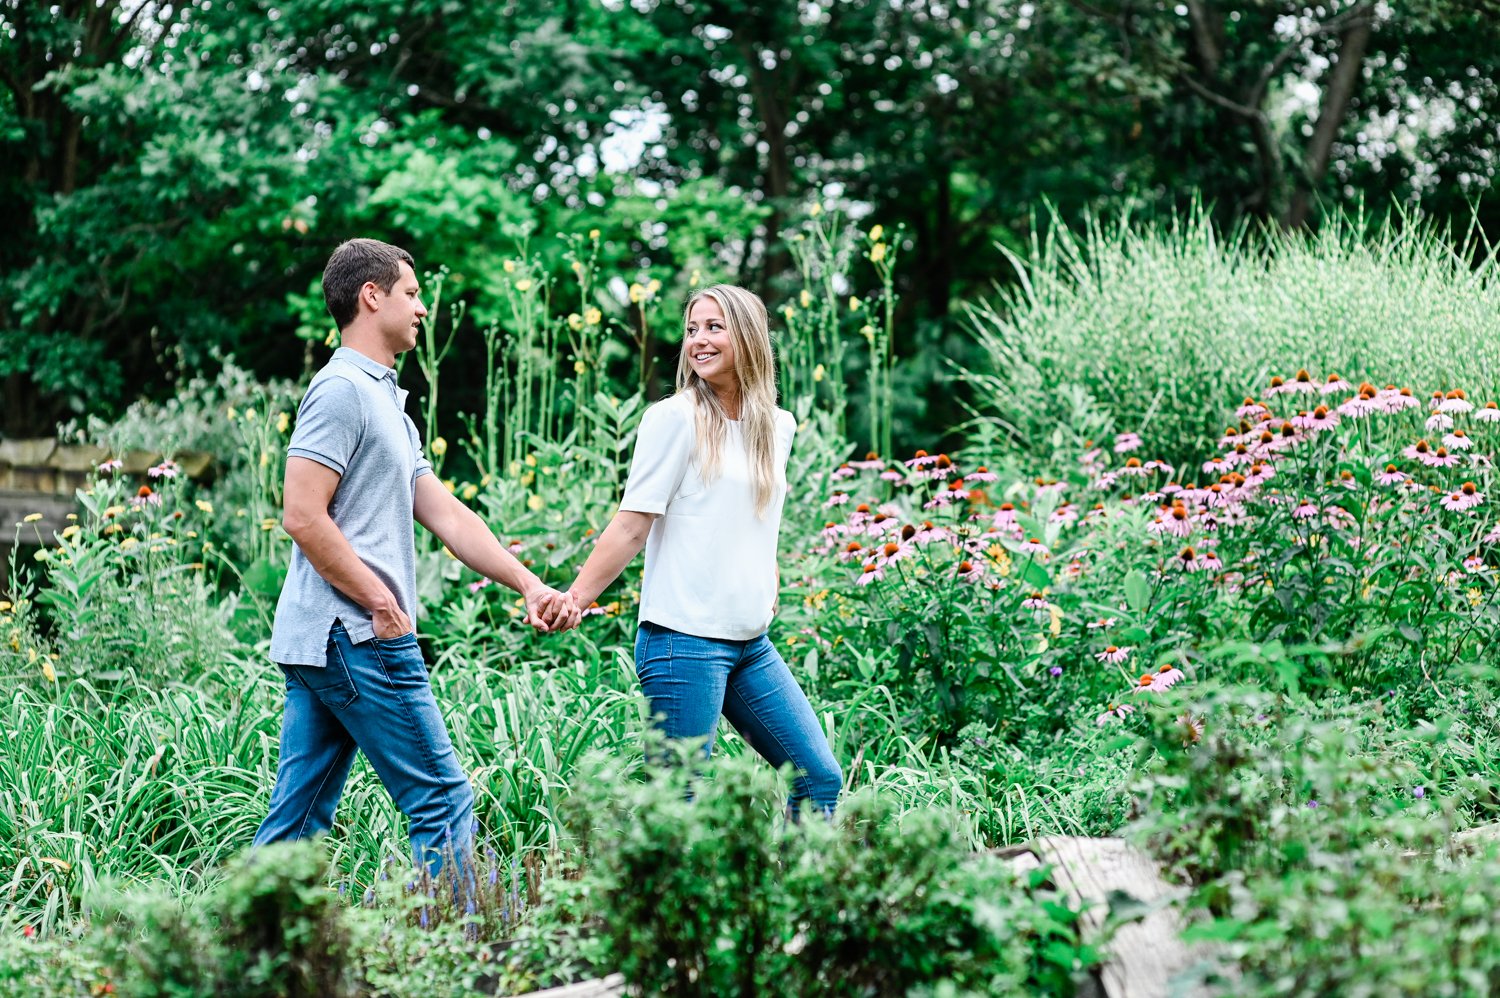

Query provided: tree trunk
[1286,9,1374,228]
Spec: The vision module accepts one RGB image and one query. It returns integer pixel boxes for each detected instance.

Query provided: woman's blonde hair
[676,284,780,517]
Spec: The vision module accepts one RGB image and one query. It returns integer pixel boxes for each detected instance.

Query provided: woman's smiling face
[685,295,737,392]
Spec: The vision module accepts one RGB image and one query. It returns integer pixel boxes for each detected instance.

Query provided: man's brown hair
[322,238,415,330]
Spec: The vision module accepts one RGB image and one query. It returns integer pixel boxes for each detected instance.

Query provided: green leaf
[1124,569,1151,612]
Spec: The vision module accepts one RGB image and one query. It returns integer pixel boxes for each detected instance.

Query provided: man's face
[373,261,427,354]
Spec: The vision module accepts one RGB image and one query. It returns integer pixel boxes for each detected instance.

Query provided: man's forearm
[287,514,401,614]
[438,504,545,598]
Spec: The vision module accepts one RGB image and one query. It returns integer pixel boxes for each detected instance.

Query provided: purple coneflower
[1087,617,1117,630]
[1096,702,1135,725]
[904,449,940,468]
[879,469,904,482]
[966,466,999,483]
[97,458,123,473]
[1476,403,1500,423]
[1016,537,1050,557]
[855,563,883,586]
[1426,412,1454,432]
[1154,664,1186,689]
[849,453,886,471]
[1095,645,1132,664]
[1114,432,1143,454]
[1375,464,1408,486]
[824,492,850,507]
[1292,500,1319,519]
[1443,430,1473,451]
[1464,556,1486,572]
[1049,504,1079,527]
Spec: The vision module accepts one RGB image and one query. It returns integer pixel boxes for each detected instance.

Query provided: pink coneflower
[855,563,884,586]
[838,540,864,562]
[1429,446,1462,468]
[1266,375,1288,395]
[1079,447,1104,468]
[1378,387,1420,413]
[824,492,850,508]
[849,453,886,471]
[1093,471,1120,490]
[1084,503,1109,524]
[131,485,161,508]
[1154,664,1186,689]
[1285,369,1318,394]
[1016,537,1050,558]
[1114,432,1143,454]
[1118,457,1149,478]
[1163,505,1192,538]
[1319,374,1353,395]
[1292,406,1338,432]
[874,540,916,566]
[148,460,181,479]
[1292,500,1319,519]
[1338,393,1379,418]
[1464,555,1487,572]
[1144,459,1175,476]
[923,491,961,510]
[925,454,957,480]
[1202,456,1231,476]
[831,464,857,480]
[1096,702,1136,726]
[1236,398,1268,420]
[1324,507,1356,530]
[1063,558,1084,580]
[879,470,904,482]
[957,559,986,582]
[1021,592,1049,611]
[1403,440,1434,462]
[1443,430,1473,451]
[1049,503,1080,527]
[966,466,999,483]
[1375,464,1408,486]
[1476,403,1500,423]
[97,458,123,473]
[1441,481,1485,512]
[1095,645,1132,664]
[1174,545,1200,572]
[1131,673,1159,695]
[1426,412,1455,433]
[467,578,492,594]
[1088,617,1117,630]
[904,449,940,468]
[1035,478,1067,498]
[1429,390,1446,411]
[992,503,1019,530]
[1200,550,1224,572]
[1439,391,1474,415]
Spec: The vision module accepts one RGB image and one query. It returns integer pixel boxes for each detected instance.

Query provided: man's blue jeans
[634,621,843,813]
[254,622,475,873]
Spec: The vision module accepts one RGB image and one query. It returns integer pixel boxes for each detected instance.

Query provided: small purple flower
[1049,666,1063,677]
[1413,786,1426,799]
[363,888,376,907]
[1307,800,1319,808]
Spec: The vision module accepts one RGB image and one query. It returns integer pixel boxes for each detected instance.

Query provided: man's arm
[283,456,412,638]
[412,475,577,631]
[567,509,656,607]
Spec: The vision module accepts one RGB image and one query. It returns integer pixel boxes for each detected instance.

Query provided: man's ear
[361,281,381,312]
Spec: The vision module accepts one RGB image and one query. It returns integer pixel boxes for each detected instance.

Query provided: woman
[565,284,843,814]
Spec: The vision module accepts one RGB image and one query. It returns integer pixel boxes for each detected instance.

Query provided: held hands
[523,586,583,634]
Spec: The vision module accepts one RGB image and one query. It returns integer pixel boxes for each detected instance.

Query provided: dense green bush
[517,750,1098,997]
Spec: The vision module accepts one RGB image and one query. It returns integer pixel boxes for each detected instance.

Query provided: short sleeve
[404,415,434,481]
[619,400,695,515]
[287,376,363,475]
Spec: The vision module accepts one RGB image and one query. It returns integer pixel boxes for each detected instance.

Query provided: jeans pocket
[298,644,360,710]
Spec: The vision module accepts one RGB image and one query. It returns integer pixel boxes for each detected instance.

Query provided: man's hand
[525,586,581,634]
[372,603,413,639]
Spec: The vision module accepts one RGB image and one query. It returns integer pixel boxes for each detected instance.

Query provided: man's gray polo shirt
[269,347,432,666]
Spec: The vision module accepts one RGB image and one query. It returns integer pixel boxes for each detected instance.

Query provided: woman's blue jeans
[634,621,843,813]
[254,623,475,875]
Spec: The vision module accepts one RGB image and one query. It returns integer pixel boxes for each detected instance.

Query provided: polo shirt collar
[332,346,409,407]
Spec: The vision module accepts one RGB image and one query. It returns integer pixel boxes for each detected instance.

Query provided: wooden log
[0,438,57,467]
[509,972,625,997]
[1006,835,1233,998]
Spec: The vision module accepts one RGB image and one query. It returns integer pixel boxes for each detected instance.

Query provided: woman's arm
[568,509,657,607]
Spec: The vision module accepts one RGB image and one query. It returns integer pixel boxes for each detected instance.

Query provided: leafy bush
[518,750,1098,996]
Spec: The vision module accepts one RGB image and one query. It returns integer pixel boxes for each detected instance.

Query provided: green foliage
[525,750,1097,996]
[964,206,1500,468]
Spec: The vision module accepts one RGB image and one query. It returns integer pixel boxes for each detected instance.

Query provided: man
[254,238,579,871]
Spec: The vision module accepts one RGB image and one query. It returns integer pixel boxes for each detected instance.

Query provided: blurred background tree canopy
[3,0,1497,441]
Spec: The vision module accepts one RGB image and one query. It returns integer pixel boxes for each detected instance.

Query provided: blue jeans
[634,621,843,813]
[254,623,475,874]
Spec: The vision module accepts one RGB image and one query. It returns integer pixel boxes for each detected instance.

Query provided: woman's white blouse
[618,392,795,640]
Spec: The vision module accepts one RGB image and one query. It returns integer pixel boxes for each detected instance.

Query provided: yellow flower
[812,364,826,383]
[782,305,796,322]
[571,260,584,274]
[443,479,456,493]
[259,450,270,467]
[245,408,257,423]
[588,228,600,240]
[33,550,49,562]
[869,224,884,241]
[799,289,812,308]
[521,471,536,487]
[515,279,533,292]
[104,505,123,518]
[647,278,661,295]
[0,601,10,614]
[42,658,56,683]
[849,296,862,312]
[527,494,544,512]
[1469,587,1484,607]
[324,328,339,348]
[120,537,138,550]
[196,499,214,515]
[987,544,1012,577]
[276,411,290,434]
[860,324,876,343]
[60,525,79,540]
[23,513,42,523]
[480,473,492,487]
[584,307,603,326]
[574,360,587,375]
[503,260,517,273]
[226,405,238,421]
[431,436,448,457]
[259,517,277,532]
[869,242,887,264]
[460,483,478,501]
[690,269,702,286]
[809,202,823,217]
[525,454,538,467]
[629,282,646,303]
